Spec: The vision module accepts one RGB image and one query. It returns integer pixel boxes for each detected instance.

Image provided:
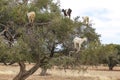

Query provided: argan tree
[0,0,101,80]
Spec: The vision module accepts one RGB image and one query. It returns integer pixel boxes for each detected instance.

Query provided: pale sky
[55,0,120,44]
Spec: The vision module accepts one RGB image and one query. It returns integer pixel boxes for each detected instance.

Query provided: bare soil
[0,63,120,80]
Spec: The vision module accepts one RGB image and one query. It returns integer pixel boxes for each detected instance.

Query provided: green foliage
[9,39,30,61]
[77,42,100,65]
[0,0,102,70]
[0,0,9,23]
[51,56,75,69]
[9,5,28,24]
[33,0,51,9]
[53,18,74,41]
[36,12,53,22]
[78,43,120,70]
[0,37,10,63]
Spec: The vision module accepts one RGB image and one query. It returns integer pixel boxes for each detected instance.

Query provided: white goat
[73,37,87,53]
[27,11,36,23]
[82,16,89,24]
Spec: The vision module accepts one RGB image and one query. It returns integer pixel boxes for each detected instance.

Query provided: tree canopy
[1,0,119,80]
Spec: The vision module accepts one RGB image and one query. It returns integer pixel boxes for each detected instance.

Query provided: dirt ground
[0,63,120,80]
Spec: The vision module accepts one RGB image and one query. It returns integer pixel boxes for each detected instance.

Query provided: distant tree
[84,43,119,70]
[105,44,120,70]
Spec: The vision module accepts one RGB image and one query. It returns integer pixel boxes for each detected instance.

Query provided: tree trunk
[40,68,47,76]
[8,61,16,65]
[13,62,26,80]
[38,42,55,76]
[13,57,46,80]
[109,66,113,70]
[108,57,116,71]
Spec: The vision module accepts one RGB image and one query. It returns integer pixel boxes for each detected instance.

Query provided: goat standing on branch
[27,11,36,23]
[62,8,72,19]
[73,37,87,53]
[82,16,89,24]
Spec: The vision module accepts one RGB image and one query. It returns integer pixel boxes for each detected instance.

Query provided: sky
[55,0,120,44]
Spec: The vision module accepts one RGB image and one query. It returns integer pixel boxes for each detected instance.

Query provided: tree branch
[24,22,52,27]
[0,23,6,28]
[49,42,56,57]
[0,29,6,35]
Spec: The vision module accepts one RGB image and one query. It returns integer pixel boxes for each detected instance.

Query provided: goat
[73,37,87,53]
[27,11,36,23]
[62,8,72,19]
[82,16,89,24]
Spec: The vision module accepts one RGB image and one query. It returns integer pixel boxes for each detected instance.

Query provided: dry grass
[0,63,120,80]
